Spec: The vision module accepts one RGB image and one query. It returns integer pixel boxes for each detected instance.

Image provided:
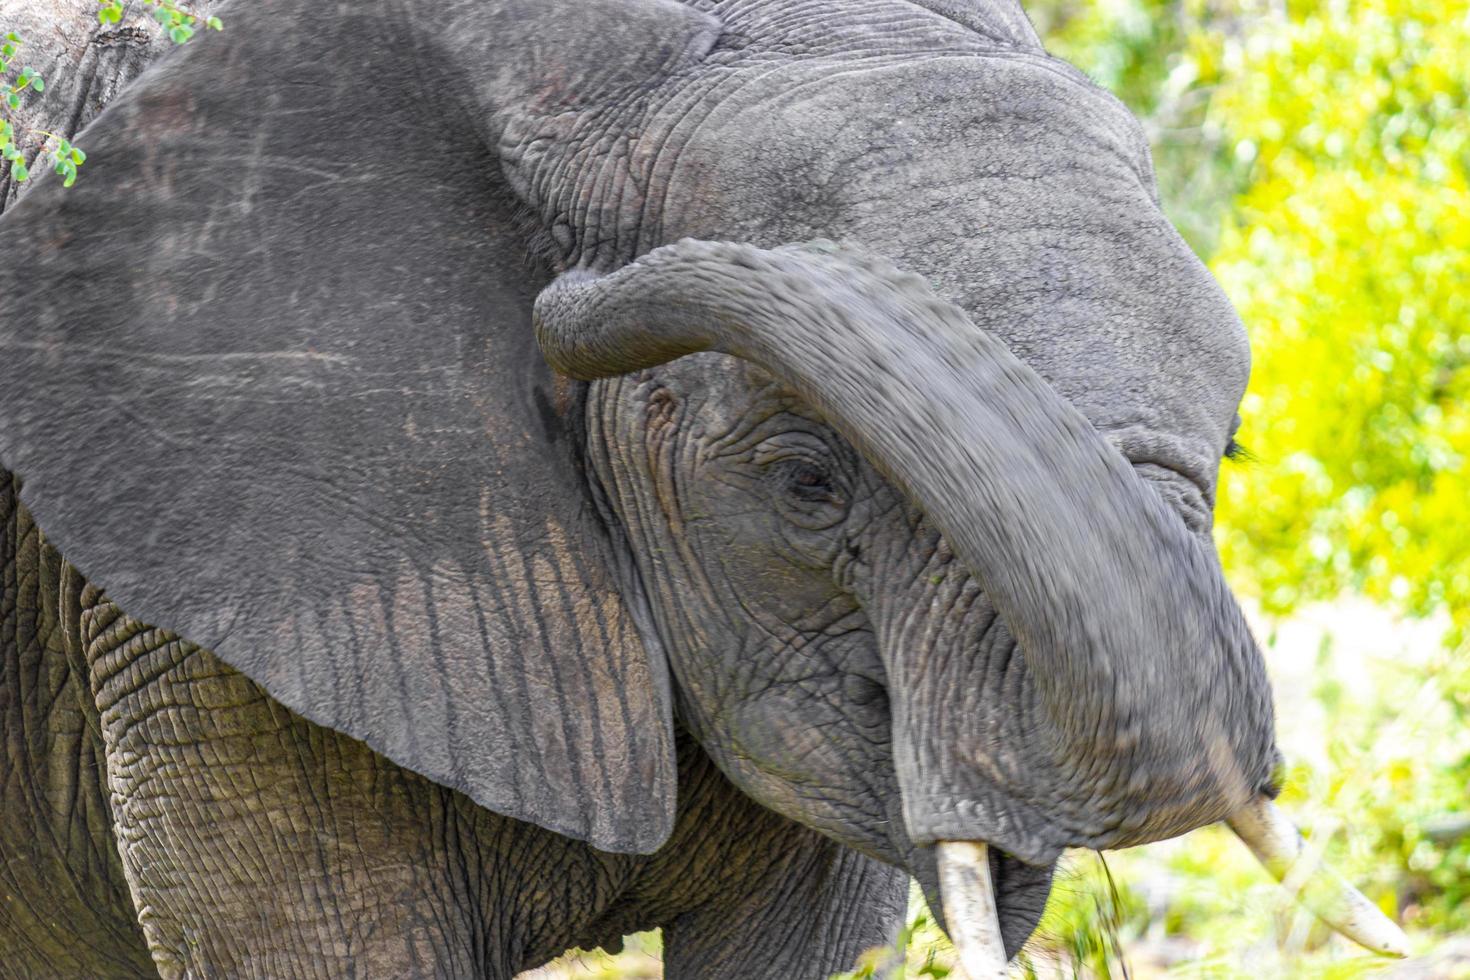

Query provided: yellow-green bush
[1207,1,1470,636]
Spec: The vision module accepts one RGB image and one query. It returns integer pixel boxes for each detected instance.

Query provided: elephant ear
[0,0,703,853]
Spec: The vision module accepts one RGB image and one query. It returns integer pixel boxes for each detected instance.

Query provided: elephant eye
[781,460,843,505]
[753,434,849,510]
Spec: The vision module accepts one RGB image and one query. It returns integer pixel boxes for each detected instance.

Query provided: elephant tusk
[936,840,1011,979]
[1227,796,1410,957]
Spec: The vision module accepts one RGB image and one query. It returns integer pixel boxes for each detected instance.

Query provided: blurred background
[527,0,1469,976]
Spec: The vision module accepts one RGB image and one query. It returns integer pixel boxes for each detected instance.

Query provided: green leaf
[6,93,19,110]
[2,44,15,58]
[11,160,27,181]
[206,16,223,30]
[152,7,172,24]
[169,24,193,44]
[103,5,123,23]
[70,147,85,164]
[62,171,75,187]
[29,75,41,92]
[3,32,19,43]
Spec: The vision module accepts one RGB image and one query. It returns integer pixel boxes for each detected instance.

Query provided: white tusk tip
[1228,796,1413,959]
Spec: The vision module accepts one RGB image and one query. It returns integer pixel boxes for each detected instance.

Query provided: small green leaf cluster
[96,0,222,44]
[48,137,86,188]
[0,120,26,182]
[2,5,220,188]
[0,31,70,186]
[0,30,43,183]
[2,31,44,110]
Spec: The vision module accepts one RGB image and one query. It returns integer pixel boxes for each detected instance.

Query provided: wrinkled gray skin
[0,0,1280,976]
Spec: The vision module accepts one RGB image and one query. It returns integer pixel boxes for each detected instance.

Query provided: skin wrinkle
[541,536,621,811]
[635,59,1141,257]
[0,480,153,977]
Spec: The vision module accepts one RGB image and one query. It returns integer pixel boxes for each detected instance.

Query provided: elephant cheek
[879,604,1079,867]
[690,689,904,862]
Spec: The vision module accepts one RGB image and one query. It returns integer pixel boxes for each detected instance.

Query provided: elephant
[0,0,1409,976]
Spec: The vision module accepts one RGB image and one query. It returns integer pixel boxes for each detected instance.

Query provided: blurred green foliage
[1206,1,1470,641]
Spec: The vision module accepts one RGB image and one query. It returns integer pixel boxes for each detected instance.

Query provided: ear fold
[0,0,704,852]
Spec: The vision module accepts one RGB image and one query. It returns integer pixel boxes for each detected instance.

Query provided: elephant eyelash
[1224,438,1254,463]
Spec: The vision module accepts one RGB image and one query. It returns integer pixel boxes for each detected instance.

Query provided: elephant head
[0,0,1406,969]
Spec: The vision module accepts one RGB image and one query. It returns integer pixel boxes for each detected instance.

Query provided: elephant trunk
[534,238,1410,964]
[534,238,1277,856]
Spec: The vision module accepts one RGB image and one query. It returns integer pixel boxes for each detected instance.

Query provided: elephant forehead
[696,0,1041,53]
[508,49,1247,479]
[507,49,1126,253]
[635,55,1247,475]
[639,53,1148,236]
